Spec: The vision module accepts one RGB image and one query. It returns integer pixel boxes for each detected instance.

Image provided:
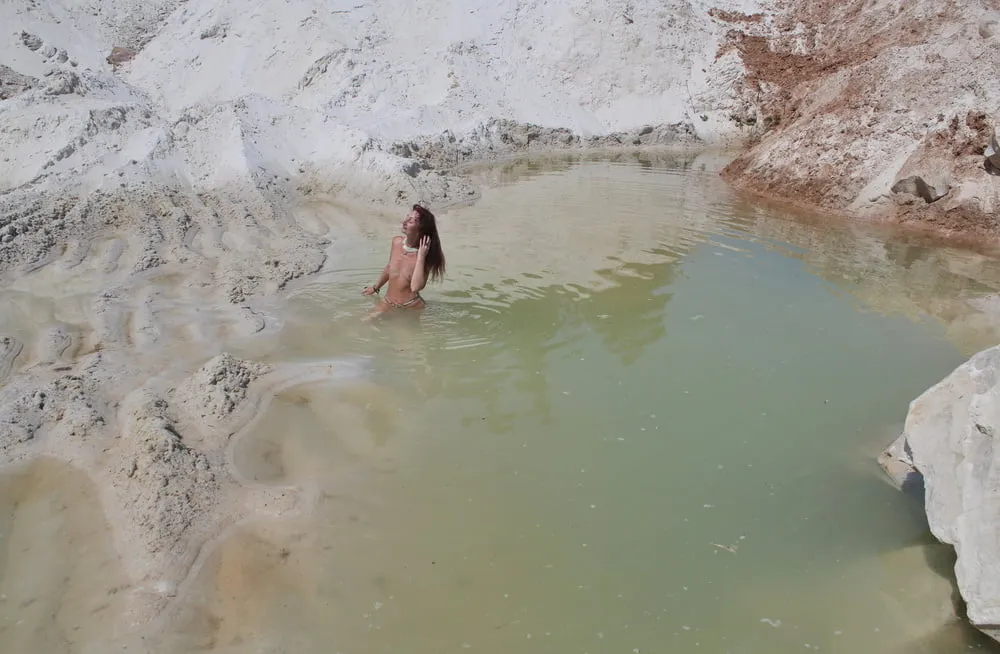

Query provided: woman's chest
[389,254,417,276]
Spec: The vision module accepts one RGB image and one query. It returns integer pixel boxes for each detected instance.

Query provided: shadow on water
[863,461,1000,652]
[364,297,666,437]
[900,493,1000,652]
[397,252,681,432]
[905,534,1000,652]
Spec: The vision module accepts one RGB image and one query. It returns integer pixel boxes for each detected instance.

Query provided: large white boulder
[899,345,1000,642]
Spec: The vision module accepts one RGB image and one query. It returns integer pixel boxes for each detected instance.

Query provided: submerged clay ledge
[881,344,1000,643]
[0,350,372,629]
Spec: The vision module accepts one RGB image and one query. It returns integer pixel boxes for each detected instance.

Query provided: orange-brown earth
[715,0,1000,246]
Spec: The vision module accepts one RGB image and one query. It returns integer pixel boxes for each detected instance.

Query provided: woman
[362,204,446,320]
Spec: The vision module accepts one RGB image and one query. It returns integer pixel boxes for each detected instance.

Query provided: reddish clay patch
[707,8,764,23]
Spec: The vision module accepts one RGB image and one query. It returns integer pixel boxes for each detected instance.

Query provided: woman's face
[401,209,421,238]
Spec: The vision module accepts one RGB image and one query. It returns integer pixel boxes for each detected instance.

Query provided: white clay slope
[3,0,760,208]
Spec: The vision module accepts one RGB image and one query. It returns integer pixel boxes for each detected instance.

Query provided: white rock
[902,345,1000,642]
[985,129,1000,171]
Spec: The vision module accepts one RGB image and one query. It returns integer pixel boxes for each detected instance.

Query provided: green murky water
[178,152,1000,653]
[5,151,1000,653]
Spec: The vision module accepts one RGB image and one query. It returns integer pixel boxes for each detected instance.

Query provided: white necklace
[402,240,419,254]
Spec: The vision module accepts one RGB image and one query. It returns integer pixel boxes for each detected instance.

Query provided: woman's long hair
[413,204,446,282]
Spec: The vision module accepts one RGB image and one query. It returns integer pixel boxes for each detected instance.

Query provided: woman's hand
[362,286,378,296]
[417,235,431,259]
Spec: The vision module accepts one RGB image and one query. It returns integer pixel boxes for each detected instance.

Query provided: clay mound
[717,0,1000,244]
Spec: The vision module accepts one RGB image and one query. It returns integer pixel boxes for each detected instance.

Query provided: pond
[4,151,1000,653]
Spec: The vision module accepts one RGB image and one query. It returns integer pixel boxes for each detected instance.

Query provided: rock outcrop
[884,345,1000,642]
[718,0,1000,244]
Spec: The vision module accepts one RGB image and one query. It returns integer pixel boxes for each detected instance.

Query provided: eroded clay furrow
[0,336,24,384]
[91,289,133,349]
[131,290,162,349]
[59,237,92,271]
[181,222,203,257]
[101,238,127,274]
[31,324,77,367]
[22,242,67,275]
